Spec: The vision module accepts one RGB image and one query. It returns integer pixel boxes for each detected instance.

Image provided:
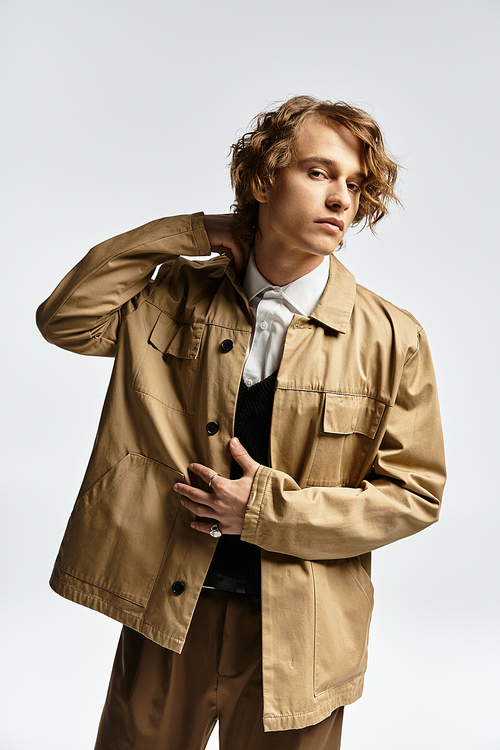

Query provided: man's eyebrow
[300,157,367,180]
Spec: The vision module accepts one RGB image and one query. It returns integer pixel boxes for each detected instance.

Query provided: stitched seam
[204,321,252,333]
[312,562,318,698]
[128,452,182,474]
[52,578,185,644]
[133,386,195,415]
[345,562,373,605]
[70,458,137,524]
[146,304,252,334]
[314,669,365,696]
[263,680,362,719]
[131,308,162,388]
[254,469,271,540]
[403,327,422,366]
[277,386,390,405]
[192,222,208,254]
[58,563,150,605]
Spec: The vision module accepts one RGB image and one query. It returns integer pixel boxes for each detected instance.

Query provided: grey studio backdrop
[1,1,498,748]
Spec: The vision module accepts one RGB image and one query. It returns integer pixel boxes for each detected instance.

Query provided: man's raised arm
[36,213,213,357]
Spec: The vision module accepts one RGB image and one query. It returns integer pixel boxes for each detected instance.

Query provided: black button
[220,339,234,352]
[206,421,219,435]
[171,581,185,596]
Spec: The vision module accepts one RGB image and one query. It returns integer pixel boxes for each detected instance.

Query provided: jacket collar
[307,255,356,334]
[208,258,252,319]
[210,253,356,334]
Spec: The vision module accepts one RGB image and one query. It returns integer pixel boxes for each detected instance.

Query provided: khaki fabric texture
[37,214,446,731]
[95,589,344,749]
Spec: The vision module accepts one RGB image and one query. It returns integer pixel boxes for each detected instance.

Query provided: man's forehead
[293,116,366,173]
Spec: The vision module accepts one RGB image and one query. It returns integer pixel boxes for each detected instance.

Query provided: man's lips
[315,218,345,233]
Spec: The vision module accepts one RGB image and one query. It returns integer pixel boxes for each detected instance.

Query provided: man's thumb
[229,437,258,474]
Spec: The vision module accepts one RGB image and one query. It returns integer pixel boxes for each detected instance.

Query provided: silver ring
[209,523,222,538]
[208,473,220,488]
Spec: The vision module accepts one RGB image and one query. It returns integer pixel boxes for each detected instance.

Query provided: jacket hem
[262,675,364,732]
[49,567,185,654]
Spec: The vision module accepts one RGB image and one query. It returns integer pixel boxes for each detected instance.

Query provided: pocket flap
[323,393,385,438]
[149,313,204,359]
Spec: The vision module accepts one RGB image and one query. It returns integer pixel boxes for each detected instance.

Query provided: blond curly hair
[230,95,400,247]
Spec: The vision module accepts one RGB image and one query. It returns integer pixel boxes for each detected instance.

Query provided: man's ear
[251,182,268,204]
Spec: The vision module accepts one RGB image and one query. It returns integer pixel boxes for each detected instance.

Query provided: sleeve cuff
[241,464,272,545]
[190,212,212,256]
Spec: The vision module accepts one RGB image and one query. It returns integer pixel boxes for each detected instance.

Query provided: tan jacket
[37,213,446,732]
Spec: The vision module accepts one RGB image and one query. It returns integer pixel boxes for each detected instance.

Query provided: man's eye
[348,183,361,193]
[309,169,327,179]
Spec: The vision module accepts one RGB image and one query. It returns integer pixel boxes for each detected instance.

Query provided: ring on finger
[209,523,222,538]
[208,473,220,489]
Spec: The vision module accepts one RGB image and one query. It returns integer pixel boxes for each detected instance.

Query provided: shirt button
[206,421,219,435]
[244,379,253,387]
[220,339,234,352]
[259,321,268,330]
[171,581,185,596]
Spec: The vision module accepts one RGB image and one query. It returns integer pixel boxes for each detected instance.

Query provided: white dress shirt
[242,252,330,387]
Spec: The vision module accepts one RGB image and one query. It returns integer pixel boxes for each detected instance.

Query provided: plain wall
[1,0,499,747]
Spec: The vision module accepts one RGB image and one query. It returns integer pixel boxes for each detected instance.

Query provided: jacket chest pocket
[133,311,205,415]
[307,393,386,487]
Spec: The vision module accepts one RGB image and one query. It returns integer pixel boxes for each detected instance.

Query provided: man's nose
[326,182,350,211]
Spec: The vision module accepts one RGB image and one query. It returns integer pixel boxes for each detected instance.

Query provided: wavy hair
[230,95,400,247]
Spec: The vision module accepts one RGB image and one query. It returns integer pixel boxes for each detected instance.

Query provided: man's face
[254,116,366,269]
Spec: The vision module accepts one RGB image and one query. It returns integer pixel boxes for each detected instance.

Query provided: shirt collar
[243,251,330,317]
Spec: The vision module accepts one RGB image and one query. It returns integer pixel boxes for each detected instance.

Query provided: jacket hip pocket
[56,453,183,606]
[312,558,374,696]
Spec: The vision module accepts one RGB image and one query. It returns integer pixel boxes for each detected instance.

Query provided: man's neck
[253,240,327,287]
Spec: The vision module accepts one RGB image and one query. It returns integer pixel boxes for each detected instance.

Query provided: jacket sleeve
[241,327,446,560]
[36,213,211,356]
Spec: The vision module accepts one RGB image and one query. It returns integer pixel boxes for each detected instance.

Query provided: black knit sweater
[204,370,277,591]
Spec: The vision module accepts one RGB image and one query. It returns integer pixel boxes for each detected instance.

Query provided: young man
[37,96,446,749]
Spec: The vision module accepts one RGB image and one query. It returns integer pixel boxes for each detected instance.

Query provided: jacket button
[171,581,185,596]
[220,339,234,352]
[206,421,219,435]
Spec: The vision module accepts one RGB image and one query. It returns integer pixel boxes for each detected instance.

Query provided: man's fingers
[188,462,224,490]
[190,520,220,536]
[176,447,252,537]
[202,214,249,276]
[229,437,259,477]
[179,494,219,524]
[174,481,215,510]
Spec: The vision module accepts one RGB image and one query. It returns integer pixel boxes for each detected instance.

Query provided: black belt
[202,570,260,596]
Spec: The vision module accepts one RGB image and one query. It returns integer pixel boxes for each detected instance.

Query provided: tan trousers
[95,589,343,750]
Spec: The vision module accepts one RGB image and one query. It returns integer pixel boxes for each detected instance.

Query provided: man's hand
[174,438,259,536]
[203,214,250,276]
